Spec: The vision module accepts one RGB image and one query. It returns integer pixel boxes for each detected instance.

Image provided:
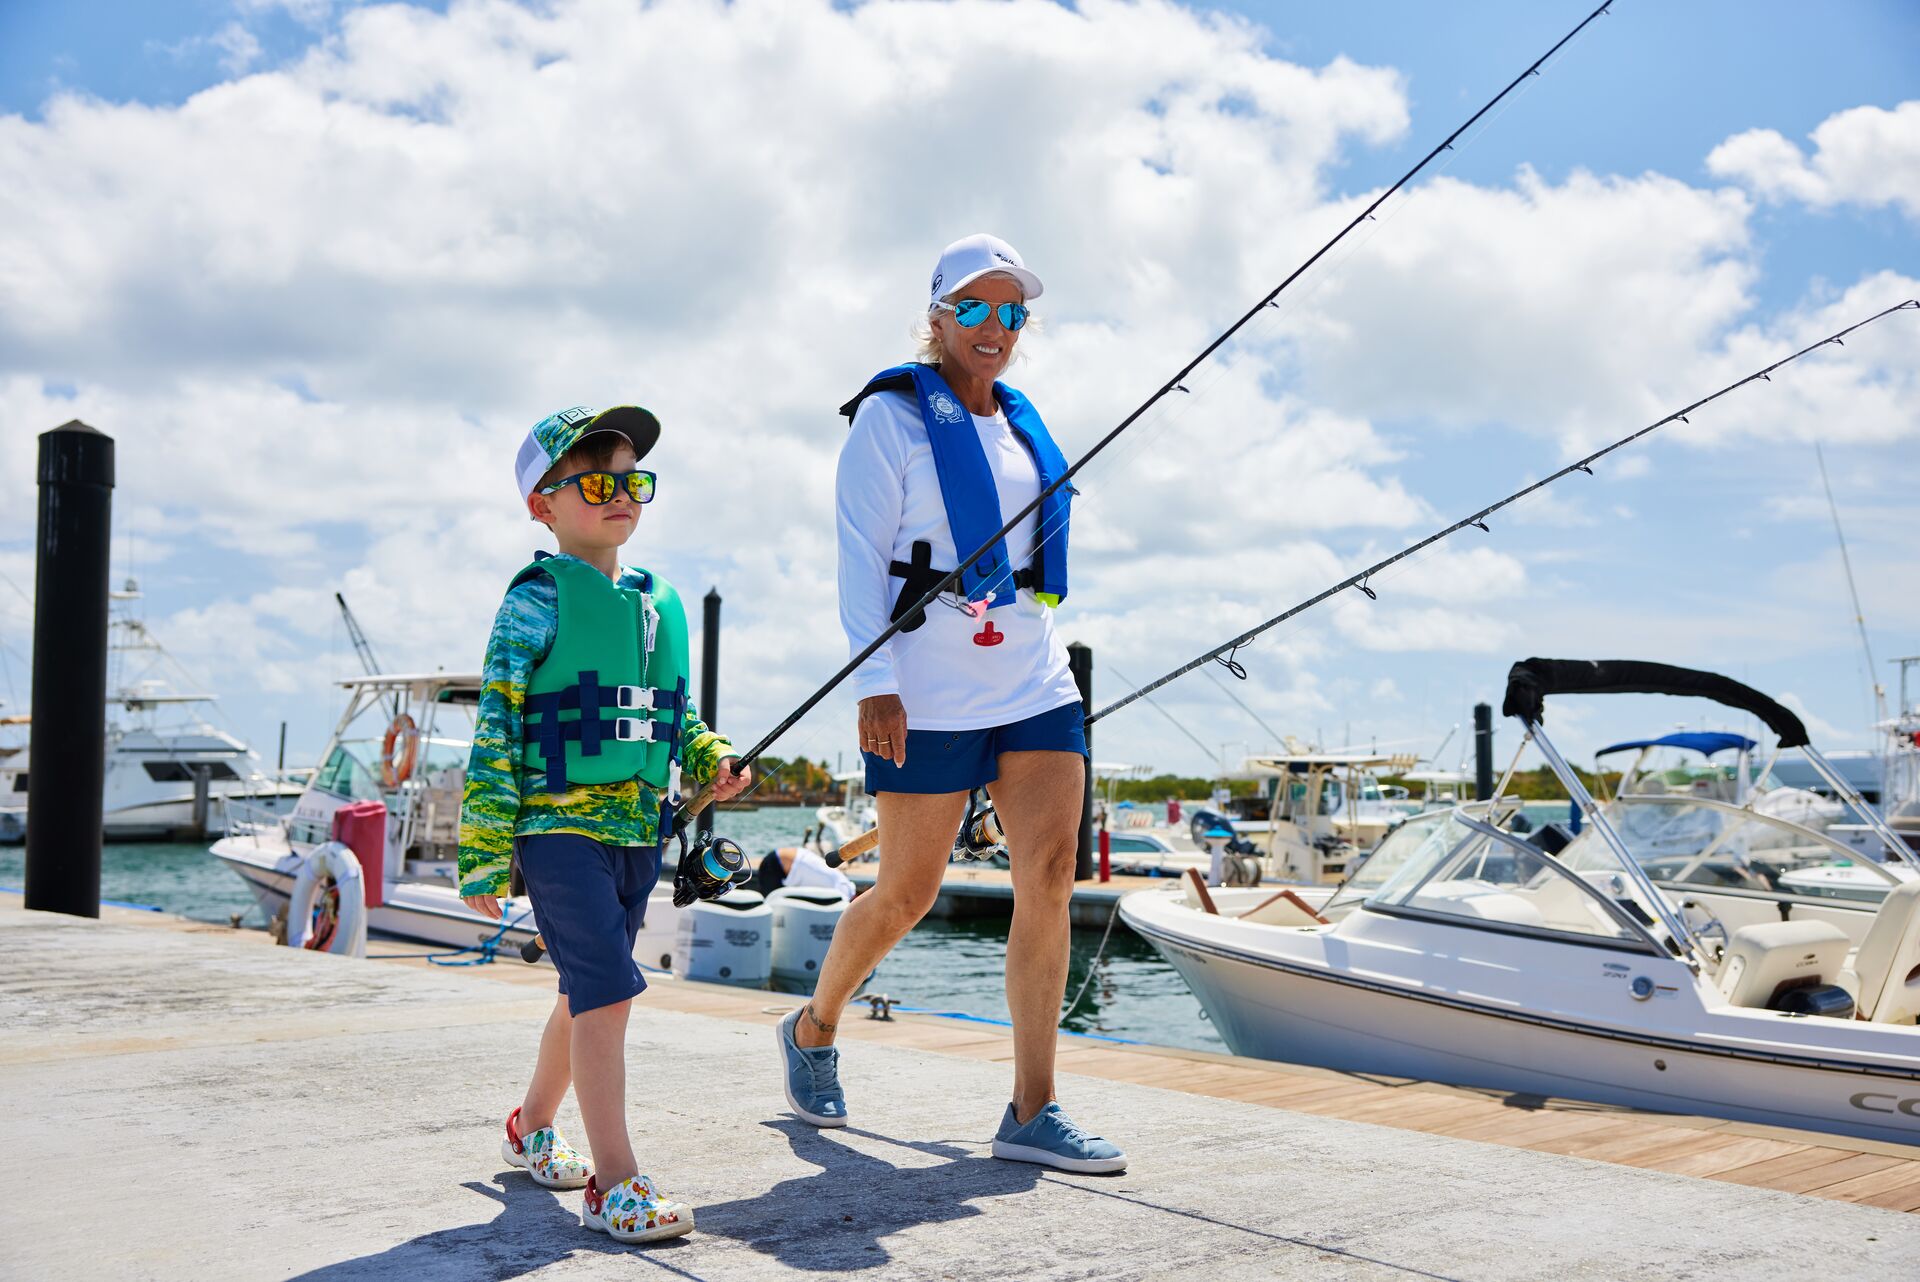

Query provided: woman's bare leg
[791,789,968,1049]
[987,750,1086,1123]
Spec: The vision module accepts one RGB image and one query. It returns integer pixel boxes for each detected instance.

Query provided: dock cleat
[991,1102,1127,1174]
[776,1006,848,1127]
[501,1106,591,1189]
[582,1173,694,1244]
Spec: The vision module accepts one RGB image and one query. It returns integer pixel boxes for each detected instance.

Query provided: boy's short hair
[535,431,629,494]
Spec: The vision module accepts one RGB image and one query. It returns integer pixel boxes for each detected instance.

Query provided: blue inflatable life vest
[840,363,1071,631]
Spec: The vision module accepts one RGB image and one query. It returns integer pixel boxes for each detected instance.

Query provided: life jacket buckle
[612,717,649,743]
[614,685,657,711]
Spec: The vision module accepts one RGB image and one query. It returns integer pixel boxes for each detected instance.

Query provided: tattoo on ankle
[804,1003,836,1035]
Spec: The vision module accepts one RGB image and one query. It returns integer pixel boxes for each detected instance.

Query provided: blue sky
[1,0,1916,782]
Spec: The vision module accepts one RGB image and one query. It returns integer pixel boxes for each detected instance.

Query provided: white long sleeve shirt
[835,388,1081,732]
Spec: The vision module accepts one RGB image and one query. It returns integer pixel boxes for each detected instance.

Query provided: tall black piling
[698,587,721,837]
[25,421,114,918]
[1474,702,1495,802]
[1068,642,1094,881]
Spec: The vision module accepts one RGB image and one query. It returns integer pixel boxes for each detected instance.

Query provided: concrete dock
[5,900,1920,1280]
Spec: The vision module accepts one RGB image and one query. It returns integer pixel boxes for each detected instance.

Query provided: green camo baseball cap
[514,405,661,499]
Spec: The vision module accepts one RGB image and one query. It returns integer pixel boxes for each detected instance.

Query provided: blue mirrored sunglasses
[935,298,1030,331]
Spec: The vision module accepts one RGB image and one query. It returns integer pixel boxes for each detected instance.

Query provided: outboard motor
[768,886,849,984]
[673,887,772,986]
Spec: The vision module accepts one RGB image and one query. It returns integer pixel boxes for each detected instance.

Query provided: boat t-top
[1122,657,1920,1144]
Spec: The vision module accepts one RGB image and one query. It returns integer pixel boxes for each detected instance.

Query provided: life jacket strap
[524,670,688,793]
[888,539,1036,631]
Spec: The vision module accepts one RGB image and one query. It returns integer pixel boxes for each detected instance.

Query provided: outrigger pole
[675,0,1621,822]
[1087,298,1920,728]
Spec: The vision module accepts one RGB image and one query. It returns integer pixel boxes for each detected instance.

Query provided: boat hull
[1124,892,1920,1147]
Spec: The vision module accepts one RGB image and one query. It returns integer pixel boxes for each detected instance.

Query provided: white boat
[0,601,303,843]
[812,770,875,856]
[210,671,685,971]
[1122,658,1920,1145]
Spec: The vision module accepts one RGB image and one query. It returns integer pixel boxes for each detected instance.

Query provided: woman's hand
[859,694,908,766]
[463,894,503,920]
[711,757,752,802]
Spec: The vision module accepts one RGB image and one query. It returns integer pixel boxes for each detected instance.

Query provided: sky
[2,0,1917,788]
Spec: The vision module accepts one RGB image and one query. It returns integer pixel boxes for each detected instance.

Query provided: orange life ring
[381,713,419,788]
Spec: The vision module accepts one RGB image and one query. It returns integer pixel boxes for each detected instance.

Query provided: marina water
[1,806,1224,1052]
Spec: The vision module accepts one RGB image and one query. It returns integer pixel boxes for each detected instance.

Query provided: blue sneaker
[776,1006,848,1128]
[992,1102,1127,1173]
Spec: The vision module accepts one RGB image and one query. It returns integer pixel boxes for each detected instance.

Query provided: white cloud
[1708,100,1920,220]
[0,0,1913,777]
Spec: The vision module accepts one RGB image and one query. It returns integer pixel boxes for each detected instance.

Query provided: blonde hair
[910,271,1038,366]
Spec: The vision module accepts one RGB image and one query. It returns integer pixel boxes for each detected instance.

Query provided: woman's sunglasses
[935,298,1030,332]
[539,469,657,505]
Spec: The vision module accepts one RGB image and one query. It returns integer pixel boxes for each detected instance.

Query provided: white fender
[286,841,369,958]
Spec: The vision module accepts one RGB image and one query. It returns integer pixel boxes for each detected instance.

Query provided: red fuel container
[331,800,389,908]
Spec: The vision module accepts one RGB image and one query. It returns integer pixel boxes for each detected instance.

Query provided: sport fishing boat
[1121,658,1920,1145]
[0,604,303,843]
[210,672,689,970]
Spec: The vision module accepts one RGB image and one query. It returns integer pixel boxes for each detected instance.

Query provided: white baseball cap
[928,233,1044,307]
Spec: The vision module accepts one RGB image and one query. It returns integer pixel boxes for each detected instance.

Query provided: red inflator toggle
[973,621,1004,647]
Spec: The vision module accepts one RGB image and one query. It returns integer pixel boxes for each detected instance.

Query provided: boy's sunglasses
[539,469,657,505]
[934,298,1030,332]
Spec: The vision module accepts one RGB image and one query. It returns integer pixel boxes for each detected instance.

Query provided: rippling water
[0,805,1224,1051]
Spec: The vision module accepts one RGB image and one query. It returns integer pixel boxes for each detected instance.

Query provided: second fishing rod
[672,0,1619,831]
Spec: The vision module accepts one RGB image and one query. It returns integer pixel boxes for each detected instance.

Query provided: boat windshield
[311,740,383,802]
[1579,793,1904,900]
[1332,808,1658,949]
[1322,810,1458,918]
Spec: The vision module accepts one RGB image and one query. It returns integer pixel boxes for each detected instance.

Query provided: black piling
[1068,642,1094,881]
[698,587,721,837]
[25,421,115,918]
[1474,702,1495,802]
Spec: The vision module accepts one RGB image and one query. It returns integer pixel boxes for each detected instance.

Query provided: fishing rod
[1813,441,1887,726]
[673,0,1620,823]
[1088,298,1920,729]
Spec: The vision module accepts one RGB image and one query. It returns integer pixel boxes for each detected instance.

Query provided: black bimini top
[1501,658,1810,748]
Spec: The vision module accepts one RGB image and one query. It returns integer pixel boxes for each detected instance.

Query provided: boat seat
[1718,919,1851,1009]
[1410,880,1547,928]
[1839,879,1920,1024]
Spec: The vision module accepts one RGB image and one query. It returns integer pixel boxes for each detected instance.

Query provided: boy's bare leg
[517,995,573,1131]
[792,789,967,1049]
[986,750,1086,1124]
[572,999,638,1188]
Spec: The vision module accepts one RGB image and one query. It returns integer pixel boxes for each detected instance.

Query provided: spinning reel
[953,791,1006,863]
[671,829,752,907]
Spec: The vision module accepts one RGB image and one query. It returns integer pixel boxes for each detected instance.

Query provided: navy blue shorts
[513,833,661,1017]
[863,700,1088,795]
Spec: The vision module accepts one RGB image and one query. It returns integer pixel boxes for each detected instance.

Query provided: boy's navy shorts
[513,833,661,1016]
[862,700,1088,795]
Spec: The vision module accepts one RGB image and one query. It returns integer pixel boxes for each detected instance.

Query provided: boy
[458,404,751,1245]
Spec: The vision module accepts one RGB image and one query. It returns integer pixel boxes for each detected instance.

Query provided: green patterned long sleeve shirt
[456,558,734,897]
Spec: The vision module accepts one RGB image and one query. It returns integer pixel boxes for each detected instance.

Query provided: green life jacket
[515,555,689,814]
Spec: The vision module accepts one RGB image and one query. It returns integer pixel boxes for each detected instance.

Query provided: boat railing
[223,798,283,840]
[224,799,331,848]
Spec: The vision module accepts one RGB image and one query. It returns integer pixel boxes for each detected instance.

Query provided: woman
[773,233,1125,1173]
